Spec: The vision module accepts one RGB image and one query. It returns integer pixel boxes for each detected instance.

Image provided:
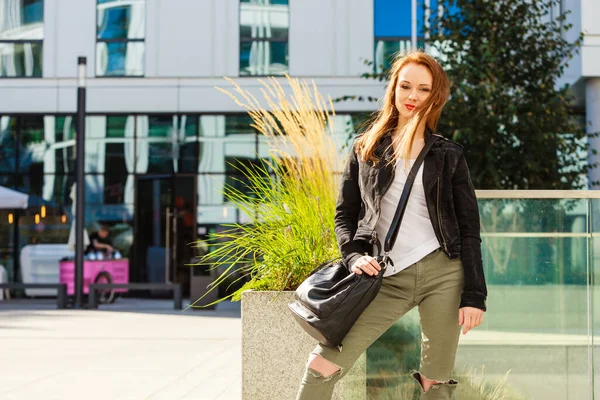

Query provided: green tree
[347,0,596,189]
[430,0,594,189]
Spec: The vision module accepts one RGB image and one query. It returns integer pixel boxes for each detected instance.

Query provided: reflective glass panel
[199,115,226,138]
[0,174,16,187]
[96,41,144,76]
[240,40,288,76]
[86,116,135,174]
[0,116,17,172]
[374,39,425,74]
[240,0,289,40]
[0,209,15,280]
[0,0,44,40]
[18,115,44,175]
[42,174,73,206]
[16,115,76,175]
[97,0,145,40]
[593,199,600,399]
[367,198,594,399]
[225,115,258,136]
[135,115,197,174]
[0,41,43,77]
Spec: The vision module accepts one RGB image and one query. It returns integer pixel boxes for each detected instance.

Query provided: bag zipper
[436,176,448,252]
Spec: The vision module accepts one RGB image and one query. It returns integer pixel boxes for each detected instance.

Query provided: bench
[88,283,183,309]
[0,283,68,309]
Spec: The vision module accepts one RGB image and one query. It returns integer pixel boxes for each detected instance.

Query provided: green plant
[189,76,343,307]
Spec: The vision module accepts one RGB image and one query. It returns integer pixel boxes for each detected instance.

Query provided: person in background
[87,225,114,256]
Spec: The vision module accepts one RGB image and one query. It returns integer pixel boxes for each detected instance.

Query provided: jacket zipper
[437,176,448,252]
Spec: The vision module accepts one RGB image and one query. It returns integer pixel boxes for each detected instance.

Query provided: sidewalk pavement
[0,298,242,400]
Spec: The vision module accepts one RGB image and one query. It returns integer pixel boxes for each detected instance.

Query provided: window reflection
[97,1,144,40]
[0,42,43,77]
[136,115,198,174]
[224,115,259,136]
[86,116,135,174]
[96,0,145,76]
[240,0,289,76]
[0,0,44,77]
[0,209,15,279]
[374,39,425,74]
[96,41,144,76]
[18,115,44,173]
[0,0,44,40]
[0,116,17,172]
[240,41,288,76]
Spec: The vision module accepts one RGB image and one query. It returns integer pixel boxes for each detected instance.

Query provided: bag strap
[383,135,439,254]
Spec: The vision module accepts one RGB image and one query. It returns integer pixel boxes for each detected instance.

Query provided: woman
[296,51,487,400]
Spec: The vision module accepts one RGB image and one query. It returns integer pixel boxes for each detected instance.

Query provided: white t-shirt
[373,159,441,277]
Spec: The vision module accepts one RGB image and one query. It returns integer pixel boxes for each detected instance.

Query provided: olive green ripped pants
[296,248,464,400]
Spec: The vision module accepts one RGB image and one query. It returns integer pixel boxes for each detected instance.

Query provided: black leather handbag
[288,136,438,349]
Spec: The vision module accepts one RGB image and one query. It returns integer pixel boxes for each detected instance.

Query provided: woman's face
[394,63,433,122]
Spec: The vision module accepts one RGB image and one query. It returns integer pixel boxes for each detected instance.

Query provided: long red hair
[355,50,450,170]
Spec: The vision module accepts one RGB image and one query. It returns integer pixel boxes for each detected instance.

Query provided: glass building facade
[0,113,359,294]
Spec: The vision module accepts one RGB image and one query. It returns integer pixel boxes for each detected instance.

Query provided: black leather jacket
[334,130,487,311]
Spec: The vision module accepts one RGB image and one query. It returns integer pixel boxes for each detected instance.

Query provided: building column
[586,78,600,189]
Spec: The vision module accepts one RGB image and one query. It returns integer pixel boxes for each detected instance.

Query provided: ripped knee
[411,370,457,392]
[306,353,343,381]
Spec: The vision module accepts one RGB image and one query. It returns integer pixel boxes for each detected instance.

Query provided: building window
[239,0,289,76]
[0,0,44,77]
[96,0,145,77]
[373,0,430,73]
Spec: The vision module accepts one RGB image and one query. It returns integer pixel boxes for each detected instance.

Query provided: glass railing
[367,191,599,400]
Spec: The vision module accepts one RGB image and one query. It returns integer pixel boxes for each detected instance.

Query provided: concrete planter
[242,290,366,400]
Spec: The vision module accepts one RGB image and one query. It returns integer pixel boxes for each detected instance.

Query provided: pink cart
[59,259,129,304]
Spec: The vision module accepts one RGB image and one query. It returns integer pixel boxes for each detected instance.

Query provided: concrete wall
[46,0,96,79]
[0,77,384,114]
[146,0,239,78]
[288,0,373,77]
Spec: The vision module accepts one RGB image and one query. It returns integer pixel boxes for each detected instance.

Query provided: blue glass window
[96,0,145,77]
[373,0,439,73]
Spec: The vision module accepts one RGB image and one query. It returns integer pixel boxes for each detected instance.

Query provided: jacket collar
[373,125,443,194]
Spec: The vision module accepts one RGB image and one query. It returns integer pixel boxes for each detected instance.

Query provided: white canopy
[0,186,29,209]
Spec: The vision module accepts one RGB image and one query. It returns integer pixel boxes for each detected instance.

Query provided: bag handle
[308,257,342,276]
[383,135,439,254]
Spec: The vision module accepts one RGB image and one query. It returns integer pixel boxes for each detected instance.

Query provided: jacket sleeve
[334,147,365,271]
[452,152,488,311]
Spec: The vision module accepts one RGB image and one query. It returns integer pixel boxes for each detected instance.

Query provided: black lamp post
[75,56,87,308]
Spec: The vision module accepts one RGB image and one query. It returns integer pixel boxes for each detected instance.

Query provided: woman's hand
[351,255,381,276]
[458,307,483,334]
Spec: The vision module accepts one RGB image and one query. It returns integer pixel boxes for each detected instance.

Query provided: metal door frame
[133,174,197,284]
